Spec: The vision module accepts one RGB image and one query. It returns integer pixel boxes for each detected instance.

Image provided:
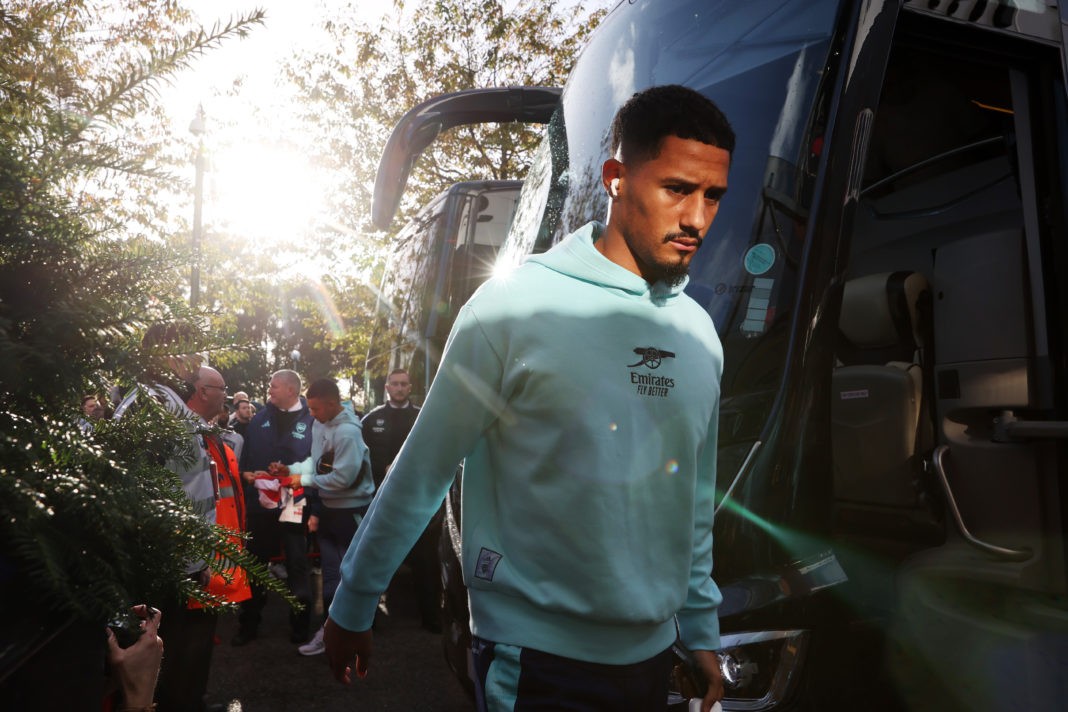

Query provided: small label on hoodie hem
[474,548,503,581]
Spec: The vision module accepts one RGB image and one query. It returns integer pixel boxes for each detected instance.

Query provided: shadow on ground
[206,566,473,711]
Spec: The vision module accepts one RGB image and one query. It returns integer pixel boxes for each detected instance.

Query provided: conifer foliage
[0,0,276,649]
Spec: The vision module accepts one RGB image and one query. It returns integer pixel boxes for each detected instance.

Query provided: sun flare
[209,141,327,257]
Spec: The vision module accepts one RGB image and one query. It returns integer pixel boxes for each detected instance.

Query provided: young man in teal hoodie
[326,85,734,712]
[269,377,375,656]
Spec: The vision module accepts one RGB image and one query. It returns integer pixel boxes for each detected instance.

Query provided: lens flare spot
[306,279,345,339]
[608,422,618,432]
[665,459,679,475]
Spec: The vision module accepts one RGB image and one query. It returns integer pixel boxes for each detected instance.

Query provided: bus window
[365,194,447,404]
[365,182,521,406]
[449,186,521,308]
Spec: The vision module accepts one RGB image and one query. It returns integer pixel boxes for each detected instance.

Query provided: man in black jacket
[361,369,419,488]
[230,397,253,439]
[361,368,441,632]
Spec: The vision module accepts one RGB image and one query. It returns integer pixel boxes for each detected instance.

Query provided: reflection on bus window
[365,181,522,406]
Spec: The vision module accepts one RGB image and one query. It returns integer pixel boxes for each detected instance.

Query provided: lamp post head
[189,104,207,136]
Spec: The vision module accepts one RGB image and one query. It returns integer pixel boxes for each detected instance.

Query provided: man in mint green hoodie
[326,85,734,712]
[270,377,375,656]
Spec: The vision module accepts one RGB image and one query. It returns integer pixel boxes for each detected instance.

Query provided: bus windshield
[503,0,842,448]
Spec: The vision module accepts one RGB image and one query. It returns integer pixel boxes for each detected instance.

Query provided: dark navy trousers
[472,636,673,711]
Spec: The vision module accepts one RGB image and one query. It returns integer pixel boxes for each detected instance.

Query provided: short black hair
[306,378,340,402]
[610,85,735,165]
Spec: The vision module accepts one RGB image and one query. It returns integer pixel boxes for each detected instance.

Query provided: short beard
[655,232,701,287]
[641,260,689,288]
[662,262,690,288]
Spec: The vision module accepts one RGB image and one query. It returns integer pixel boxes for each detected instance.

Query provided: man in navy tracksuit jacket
[234,369,315,645]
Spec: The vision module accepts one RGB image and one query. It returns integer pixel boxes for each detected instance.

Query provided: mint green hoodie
[331,222,723,663]
[290,406,374,509]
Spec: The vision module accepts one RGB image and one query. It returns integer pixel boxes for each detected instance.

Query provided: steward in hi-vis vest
[191,435,251,608]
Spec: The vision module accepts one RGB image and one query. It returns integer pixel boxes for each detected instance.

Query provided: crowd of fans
[67,363,423,712]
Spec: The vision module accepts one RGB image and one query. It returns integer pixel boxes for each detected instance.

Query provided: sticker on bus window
[740,277,774,337]
[743,244,776,276]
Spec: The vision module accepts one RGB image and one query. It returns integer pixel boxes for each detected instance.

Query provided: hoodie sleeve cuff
[676,608,721,652]
[289,457,312,477]
[328,583,378,632]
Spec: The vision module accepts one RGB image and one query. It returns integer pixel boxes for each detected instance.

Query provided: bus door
[820,3,1068,709]
[427,181,522,344]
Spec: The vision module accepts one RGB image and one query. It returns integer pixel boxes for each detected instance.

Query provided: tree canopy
[0,0,610,647]
[283,0,604,231]
[195,0,609,405]
[0,0,281,648]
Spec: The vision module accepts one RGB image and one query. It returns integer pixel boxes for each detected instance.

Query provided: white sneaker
[298,626,325,656]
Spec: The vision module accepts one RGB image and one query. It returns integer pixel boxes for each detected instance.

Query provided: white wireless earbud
[610,178,620,198]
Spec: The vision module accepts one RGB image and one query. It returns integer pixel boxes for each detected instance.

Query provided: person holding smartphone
[106,605,165,711]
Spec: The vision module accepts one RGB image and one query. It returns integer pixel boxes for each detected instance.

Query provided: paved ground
[206,565,473,711]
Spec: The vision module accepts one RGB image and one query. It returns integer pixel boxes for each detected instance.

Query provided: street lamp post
[189,105,207,308]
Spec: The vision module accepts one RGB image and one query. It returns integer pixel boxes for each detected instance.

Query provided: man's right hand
[324,616,372,684]
[105,605,163,707]
[692,649,725,712]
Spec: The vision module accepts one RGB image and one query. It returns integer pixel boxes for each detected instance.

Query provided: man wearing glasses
[153,365,230,711]
[114,326,244,709]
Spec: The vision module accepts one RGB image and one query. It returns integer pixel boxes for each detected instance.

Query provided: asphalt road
[206,565,474,711]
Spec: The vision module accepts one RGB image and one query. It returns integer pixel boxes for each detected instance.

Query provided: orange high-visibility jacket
[190,435,252,608]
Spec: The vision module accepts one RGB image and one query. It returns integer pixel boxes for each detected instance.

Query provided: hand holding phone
[105,605,163,707]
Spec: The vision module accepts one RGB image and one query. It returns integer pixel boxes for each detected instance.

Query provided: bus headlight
[718,630,807,711]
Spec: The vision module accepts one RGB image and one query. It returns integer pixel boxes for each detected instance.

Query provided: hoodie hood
[326,405,361,431]
[527,222,689,303]
[295,401,373,508]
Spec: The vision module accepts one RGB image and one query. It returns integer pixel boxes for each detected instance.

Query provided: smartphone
[107,606,157,648]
